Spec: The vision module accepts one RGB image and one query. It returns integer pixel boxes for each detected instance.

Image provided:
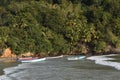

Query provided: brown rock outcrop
[1,48,17,58]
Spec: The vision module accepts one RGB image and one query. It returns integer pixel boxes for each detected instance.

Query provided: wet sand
[0,58,19,75]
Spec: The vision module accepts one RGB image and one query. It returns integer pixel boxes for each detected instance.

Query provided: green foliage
[0,27,9,49]
[0,0,120,55]
[94,41,106,52]
[42,9,64,33]
[112,18,120,36]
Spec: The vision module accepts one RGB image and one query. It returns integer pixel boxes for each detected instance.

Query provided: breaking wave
[87,54,120,70]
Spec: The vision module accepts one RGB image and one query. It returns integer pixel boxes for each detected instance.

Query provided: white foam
[2,63,30,75]
[87,54,120,70]
[0,63,32,80]
[0,75,12,80]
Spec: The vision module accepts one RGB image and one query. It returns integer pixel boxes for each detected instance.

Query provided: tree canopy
[0,0,120,55]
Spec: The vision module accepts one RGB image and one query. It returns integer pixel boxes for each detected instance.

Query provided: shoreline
[0,53,120,77]
[0,59,19,76]
[0,53,119,76]
[1,54,120,80]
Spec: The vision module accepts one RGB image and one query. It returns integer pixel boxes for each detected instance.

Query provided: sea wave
[0,63,30,80]
[87,54,120,70]
[0,55,120,80]
[0,56,65,80]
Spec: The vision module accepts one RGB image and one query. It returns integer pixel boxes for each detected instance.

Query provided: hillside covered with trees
[0,0,120,56]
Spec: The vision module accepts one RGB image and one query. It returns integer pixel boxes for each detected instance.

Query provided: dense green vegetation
[0,0,120,56]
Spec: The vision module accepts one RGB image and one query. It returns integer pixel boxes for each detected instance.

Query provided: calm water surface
[0,55,120,80]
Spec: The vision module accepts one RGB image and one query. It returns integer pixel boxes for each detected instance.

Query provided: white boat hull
[46,55,63,59]
[21,58,46,63]
[67,56,85,60]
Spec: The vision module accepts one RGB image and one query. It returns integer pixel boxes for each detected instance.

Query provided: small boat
[18,58,46,63]
[46,55,63,59]
[17,57,38,62]
[67,56,86,60]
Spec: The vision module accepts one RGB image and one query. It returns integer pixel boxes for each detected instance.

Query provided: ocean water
[0,54,120,80]
[87,54,120,70]
[0,62,19,75]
